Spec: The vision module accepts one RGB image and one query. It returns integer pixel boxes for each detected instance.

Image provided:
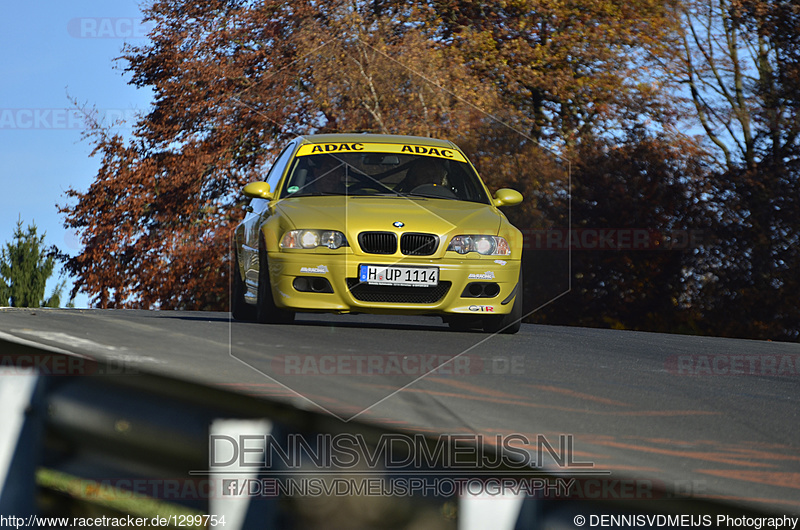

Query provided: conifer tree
[0,219,63,308]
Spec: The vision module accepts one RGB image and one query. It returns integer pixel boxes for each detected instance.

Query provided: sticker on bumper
[300,265,329,274]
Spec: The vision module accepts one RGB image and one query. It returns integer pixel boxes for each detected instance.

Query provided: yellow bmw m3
[231,133,524,333]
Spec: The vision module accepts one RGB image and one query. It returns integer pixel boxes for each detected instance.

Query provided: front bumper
[265,251,520,316]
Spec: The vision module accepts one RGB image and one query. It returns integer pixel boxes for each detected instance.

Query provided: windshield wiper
[350,192,407,198]
[288,192,346,197]
[403,193,459,200]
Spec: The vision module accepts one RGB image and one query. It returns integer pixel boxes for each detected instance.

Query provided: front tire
[256,244,295,324]
[231,248,257,322]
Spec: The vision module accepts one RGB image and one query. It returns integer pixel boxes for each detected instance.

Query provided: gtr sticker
[295,142,467,162]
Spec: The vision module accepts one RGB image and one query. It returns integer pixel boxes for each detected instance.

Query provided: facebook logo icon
[222,479,238,496]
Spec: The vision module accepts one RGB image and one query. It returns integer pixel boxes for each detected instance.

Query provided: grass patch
[36,468,205,525]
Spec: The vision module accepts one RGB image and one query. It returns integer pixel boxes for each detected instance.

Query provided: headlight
[447,235,511,255]
[281,230,348,249]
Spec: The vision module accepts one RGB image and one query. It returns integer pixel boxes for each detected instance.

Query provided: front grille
[347,279,451,303]
[358,232,397,254]
[400,233,438,256]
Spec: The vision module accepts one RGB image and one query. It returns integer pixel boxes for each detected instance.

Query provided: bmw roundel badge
[393,221,405,228]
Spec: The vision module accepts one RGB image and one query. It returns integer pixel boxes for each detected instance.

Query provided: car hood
[274,196,503,237]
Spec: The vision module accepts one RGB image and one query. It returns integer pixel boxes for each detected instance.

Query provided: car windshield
[279,151,491,204]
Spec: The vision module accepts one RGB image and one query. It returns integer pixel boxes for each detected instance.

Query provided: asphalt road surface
[1,308,798,515]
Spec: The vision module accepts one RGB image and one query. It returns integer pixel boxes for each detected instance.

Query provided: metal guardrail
[0,335,778,529]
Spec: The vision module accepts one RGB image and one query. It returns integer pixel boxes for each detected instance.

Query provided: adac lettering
[310,143,364,153]
[401,145,454,158]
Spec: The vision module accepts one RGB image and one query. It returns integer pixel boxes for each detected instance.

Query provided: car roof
[296,133,458,150]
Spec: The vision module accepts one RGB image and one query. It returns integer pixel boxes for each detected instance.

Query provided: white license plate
[359,265,439,287]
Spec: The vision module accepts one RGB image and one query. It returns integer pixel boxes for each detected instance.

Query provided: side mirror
[243,182,274,200]
[492,188,523,207]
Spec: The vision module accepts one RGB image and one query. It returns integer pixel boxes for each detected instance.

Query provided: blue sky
[0,1,154,307]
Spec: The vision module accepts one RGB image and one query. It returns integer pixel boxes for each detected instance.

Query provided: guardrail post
[208,418,277,529]
[0,368,45,515]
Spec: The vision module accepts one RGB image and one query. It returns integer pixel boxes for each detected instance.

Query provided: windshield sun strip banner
[295,142,467,163]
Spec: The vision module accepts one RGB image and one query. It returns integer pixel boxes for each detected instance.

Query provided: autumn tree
[734,0,800,161]
[682,0,800,340]
[61,0,321,309]
[427,0,684,147]
[61,0,689,313]
[0,219,65,308]
[672,0,770,168]
[419,0,708,328]
[529,131,711,332]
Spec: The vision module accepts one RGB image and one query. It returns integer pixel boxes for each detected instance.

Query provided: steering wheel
[348,179,396,195]
[407,183,459,199]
